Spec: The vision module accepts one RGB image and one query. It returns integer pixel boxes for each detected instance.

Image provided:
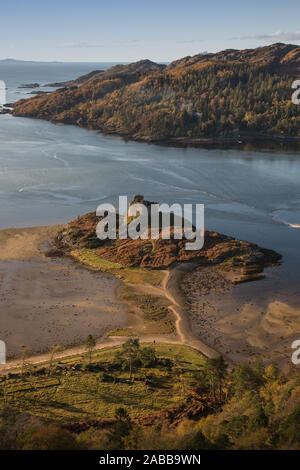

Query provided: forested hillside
[12,43,300,141]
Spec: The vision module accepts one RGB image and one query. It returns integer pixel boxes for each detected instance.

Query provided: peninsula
[10,43,300,145]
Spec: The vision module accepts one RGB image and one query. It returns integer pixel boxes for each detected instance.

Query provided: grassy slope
[70,249,175,336]
[1,344,299,449]
[71,248,164,286]
[0,344,205,423]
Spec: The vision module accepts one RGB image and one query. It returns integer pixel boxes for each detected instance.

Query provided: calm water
[0,61,120,103]
[0,62,300,303]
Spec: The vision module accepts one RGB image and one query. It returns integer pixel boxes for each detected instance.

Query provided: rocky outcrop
[18,83,40,88]
[55,197,281,274]
[137,390,222,427]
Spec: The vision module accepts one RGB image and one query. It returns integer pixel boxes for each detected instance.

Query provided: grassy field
[70,249,165,285]
[0,344,206,424]
[69,250,174,336]
[120,284,176,335]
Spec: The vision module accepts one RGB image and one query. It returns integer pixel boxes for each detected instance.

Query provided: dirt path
[0,263,219,374]
[162,265,219,358]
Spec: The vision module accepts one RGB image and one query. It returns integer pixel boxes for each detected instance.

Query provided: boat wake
[273,217,300,228]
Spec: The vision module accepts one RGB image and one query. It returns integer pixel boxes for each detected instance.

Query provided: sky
[0,0,300,62]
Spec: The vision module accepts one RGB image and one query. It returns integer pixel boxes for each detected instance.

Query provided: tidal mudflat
[0,226,127,357]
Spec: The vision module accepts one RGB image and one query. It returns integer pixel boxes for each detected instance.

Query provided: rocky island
[56,201,281,276]
[18,83,40,88]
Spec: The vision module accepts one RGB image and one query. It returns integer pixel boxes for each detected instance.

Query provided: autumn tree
[107,407,135,450]
[202,356,227,400]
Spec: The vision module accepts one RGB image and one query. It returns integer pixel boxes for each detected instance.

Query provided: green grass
[105,328,136,337]
[71,249,123,270]
[121,285,175,334]
[0,344,206,424]
[71,248,164,286]
[140,299,175,334]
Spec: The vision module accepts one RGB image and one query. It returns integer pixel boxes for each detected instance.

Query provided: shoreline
[0,263,220,374]
[101,128,300,146]
[5,111,300,150]
[0,225,128,361]
[181,264,300,373]
[162,265,219,358]
[0,223,221,373]
[0,220,297,374]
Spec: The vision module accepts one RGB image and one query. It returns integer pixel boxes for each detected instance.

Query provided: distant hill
[44,70,105,87]
[167,43,300,74]
[44,60,166,87]
[11,43,300,142]
[0,58,61,64]
[0,58,38,63]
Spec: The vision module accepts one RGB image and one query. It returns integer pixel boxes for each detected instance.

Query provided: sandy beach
[0,226,127,358]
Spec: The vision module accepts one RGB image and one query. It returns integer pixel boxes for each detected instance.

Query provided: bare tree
[20,346,32,378]
[48,345,62,376]
[85,335,96,364]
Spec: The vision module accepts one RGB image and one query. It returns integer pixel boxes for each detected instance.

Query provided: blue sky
[1,0,300,62]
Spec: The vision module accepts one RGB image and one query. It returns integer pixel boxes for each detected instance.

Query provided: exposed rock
[18,83,40,88]
[55,197,281,274]
[26,91,51,95]
[0,108,11,114]
[137,390,222,427]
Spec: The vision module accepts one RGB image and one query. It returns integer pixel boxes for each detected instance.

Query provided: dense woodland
[12,44,300,140]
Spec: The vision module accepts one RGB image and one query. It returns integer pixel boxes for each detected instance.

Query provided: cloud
[63,42,104,49]
[177,39,203,44]
[63,40,140,49]
[230,30,300,42]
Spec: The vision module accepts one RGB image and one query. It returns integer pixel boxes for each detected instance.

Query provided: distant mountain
[0,58,61,64]
[11,43,300,142]
[0,58,36,63]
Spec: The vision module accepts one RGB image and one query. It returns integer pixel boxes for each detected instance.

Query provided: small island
[18,83,40,89]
